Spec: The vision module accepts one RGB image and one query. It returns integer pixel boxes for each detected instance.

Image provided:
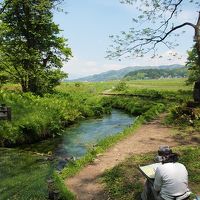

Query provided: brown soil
[64,115,197,200]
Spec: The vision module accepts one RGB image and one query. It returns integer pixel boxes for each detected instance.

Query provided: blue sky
[54,0,196,79]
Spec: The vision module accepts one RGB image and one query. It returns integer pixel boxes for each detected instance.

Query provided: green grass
[102,145,200,200]
[56,82,118,94]
[1,78,193,93]
[0,148,52,200]
[126,78,193,91]
[0,79,196,199]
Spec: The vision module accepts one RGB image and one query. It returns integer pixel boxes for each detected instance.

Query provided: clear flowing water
[54,109,135,159]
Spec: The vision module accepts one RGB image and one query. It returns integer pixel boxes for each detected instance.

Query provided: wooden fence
[0,104,11,121]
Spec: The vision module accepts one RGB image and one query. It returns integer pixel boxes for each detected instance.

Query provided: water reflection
[54,109,135,158]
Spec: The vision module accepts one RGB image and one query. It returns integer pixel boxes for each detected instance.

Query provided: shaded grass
[102,145,200,200]
[0,148,52,200]
[52,172,76,200]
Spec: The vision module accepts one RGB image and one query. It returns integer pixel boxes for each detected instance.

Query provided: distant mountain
[123,67,188,80]
[70,64,184,82]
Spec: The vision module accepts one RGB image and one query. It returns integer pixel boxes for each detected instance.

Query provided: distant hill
[70,64,184,82]
[123,67,188,80]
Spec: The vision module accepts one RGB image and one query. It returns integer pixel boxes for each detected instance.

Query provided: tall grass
[0,90,110,146]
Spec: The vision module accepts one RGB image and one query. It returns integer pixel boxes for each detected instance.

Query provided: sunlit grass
[1,78,193,93]
[126,78,193,91]
[102,145,200,200]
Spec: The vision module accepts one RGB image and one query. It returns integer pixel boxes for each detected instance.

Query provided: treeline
[123,67,188,80]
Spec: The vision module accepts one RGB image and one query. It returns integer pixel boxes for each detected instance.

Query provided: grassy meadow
[126,78,192,91]
[0,78,199,199]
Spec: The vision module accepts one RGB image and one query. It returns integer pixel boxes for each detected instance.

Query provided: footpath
[65,116,182,200]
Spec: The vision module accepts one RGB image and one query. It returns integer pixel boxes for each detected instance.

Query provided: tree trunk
[193,12,200,102]
[21,81,28,92]
[193,80,200,102]
[28,76,38,94]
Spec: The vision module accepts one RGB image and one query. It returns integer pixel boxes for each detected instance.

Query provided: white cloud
[129,50,187,66]
[63,49,187,80]
[85,61,97,67]
[63,56,125,79]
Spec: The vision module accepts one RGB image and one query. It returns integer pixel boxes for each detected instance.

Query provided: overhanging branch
[156,22,195,43]
[0,0,12,14]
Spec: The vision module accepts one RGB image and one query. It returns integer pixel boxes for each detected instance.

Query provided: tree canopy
[107,0,200,60]
[0,0,72,95]
[186,46,200,84]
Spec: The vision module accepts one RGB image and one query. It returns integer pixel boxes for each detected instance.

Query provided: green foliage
[114,81,128,91]
[186,46,200,85]
[102,96,156,115]
[0,71,11,85]
[109,86,192,104]
[102,146,200,200]
[0,0,71,95]
[166,103,200,130]
[0,89,110,146]
[28,69,68,95]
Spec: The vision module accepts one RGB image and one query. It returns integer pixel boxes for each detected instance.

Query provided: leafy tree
[107,0,200,59]
[186,46,200,84]
[107,0,200,100]
[0,0,72,95]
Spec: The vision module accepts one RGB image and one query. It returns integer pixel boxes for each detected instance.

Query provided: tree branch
[0,0,12,14]
[156,22,195,43]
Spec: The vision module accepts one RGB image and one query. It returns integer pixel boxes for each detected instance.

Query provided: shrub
[114,81,128,91]
[0,90,110,146]
[166,104,200,129]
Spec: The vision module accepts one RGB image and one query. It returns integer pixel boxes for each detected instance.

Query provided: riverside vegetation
[0,79,200,199]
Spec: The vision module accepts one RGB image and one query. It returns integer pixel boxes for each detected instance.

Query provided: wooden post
[47,179,54,200]
[0,105,12,121]
[193,80,200,102]
[7,107,11,121]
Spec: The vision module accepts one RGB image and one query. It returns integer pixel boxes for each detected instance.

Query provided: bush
[166,103,200,129]
[0,90,110,146]
[114,81,128,91]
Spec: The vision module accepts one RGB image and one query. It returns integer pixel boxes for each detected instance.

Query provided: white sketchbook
[139,163,161,179]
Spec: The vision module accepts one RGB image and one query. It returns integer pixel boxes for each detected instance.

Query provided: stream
[21,109,136,170]
[54,109,136,170]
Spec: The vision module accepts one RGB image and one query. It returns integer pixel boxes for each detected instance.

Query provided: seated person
[141,147,191,200]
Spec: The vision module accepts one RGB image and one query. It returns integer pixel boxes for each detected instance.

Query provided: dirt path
[65,116,180,200]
